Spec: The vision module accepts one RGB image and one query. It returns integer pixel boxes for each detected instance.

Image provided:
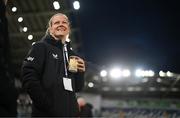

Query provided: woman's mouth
[57,27,66,31]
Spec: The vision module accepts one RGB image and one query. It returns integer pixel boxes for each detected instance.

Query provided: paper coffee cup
[69,57,78,73]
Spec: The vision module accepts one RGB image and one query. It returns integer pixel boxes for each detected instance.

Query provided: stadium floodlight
[28,34,33,40]
[100,70,107,77]
[143,70,155,77]
[159,70,166,77]
[18,17,23,22]
[73,1,80,10]
[147,70,155,77]
[88,82,94,88]
[135,69,144,77]
[122,69,131,77]
[53,1,60,10]
[110,68,122,79]
[23,27,28,32]
[12,7,17,12]
[167,71,173,77]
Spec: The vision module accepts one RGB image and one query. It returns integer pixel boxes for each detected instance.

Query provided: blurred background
[1,0,180,117]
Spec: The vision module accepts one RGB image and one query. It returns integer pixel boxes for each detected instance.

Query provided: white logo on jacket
[27,56,34,61]
[52,53,58,59]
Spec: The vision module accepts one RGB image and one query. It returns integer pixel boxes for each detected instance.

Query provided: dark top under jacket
[21,34,84,117]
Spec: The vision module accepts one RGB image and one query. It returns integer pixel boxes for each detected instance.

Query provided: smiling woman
[21,13,86,117]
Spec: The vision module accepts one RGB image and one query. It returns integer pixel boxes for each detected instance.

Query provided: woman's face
[49,14,70,39]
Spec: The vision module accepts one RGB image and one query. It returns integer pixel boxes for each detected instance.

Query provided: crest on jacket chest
[52,53,58,59]
[26,56,34,61]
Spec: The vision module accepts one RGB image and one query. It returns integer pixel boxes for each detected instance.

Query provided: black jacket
[22,35,85,116]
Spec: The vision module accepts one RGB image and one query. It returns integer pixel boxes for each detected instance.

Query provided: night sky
[76,0,180,73]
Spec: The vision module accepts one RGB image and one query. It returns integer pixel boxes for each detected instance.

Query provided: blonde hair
[45,13,70,35]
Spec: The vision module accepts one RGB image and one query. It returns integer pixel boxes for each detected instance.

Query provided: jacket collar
[42,34,68,49]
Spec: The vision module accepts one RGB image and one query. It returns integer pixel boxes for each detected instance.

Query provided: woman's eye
[55,22,59,24]
[63,21,68,24]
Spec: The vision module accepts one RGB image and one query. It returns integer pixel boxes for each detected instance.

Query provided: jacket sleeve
[74,72,85,92]
[21,42,52,112]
